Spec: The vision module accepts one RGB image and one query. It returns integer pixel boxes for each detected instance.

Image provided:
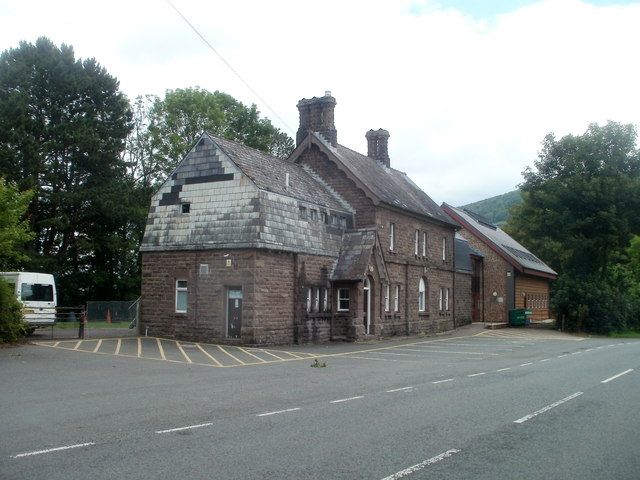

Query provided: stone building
[139,93,460,345]
[442,204,557,323]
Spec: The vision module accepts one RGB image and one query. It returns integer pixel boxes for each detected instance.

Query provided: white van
[0,272,57,328]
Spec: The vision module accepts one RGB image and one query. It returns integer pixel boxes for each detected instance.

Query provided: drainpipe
[452,237,456,330]
[404,261,409,335]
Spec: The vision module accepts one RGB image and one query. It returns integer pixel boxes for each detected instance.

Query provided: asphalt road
[1,326,638,480]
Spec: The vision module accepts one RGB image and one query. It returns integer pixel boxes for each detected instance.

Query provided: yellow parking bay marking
[239,347,267,363]
[114,339,122,355]
[217,345,246,365]
[176,341,193,364]
[196,344,223,367]
[256,349,288,361]
[156,338,166,360]
[72,340,82,351]
[93,339,102,353]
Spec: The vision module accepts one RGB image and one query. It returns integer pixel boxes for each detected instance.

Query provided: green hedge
[0,277,28,342]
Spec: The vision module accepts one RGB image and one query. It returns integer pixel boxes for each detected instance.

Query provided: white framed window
[422,232,427,257]
[445,288,449,311]
[414,230,419,255]
[322,288,329,312]
[442,237,447,261]
[314,288,320,312]
[175,280,188,313]
[438,287,443,311]
[418,278,426,312]
[306,287,312,312]
[337,288,350,312]
[389,223,395,251]
[394,285,399,312]
[384,284,390,312]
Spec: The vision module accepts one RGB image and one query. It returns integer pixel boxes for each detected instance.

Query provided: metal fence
[86,300,139,325]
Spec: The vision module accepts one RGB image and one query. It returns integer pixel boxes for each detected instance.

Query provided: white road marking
[330,395,365,404]
[539,358,551,362]
[256,407,301,417]
[601,369,634,384]
[380,448,461,480]
[11,442,95,458]
[467,372,486,377]
[557,354,569,358]
[155,422,214,434]
[514,392,583,424]
[520,362,533,366]
[571,351,582,355]
[585,348,595,352]
[497,367,511,372]
[395,347,499,356]
[376,351,419,357]
[432,378,454,384]
[345,355,421,363]
[387,386,414,392]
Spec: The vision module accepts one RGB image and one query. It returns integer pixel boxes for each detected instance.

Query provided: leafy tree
[0,37,134,305]
[0,277,28,342]
[506,122,640,333]
[0,177,34,269]
[140,87,293,185]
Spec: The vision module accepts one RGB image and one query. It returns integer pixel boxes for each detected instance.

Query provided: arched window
[418,278,426,312]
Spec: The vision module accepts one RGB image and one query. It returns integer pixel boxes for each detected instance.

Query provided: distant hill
[460,190,522,226]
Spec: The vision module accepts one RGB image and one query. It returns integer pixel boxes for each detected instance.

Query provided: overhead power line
[166,0,296,136]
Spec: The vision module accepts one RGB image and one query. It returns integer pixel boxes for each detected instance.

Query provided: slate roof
[211,134,350,212]
[331,229,377,281]
[443,204,557,277]
[310,133,458,227]
[141,134,349,256]
[455,233,483,273]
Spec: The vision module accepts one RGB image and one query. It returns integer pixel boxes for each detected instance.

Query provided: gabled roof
[141,134,348,255]
[210,134,350,212]
[331,229,388,282]
[443,204,557,278]
[291,133,458,228]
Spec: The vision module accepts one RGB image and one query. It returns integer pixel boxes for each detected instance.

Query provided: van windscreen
[21,283,54,302]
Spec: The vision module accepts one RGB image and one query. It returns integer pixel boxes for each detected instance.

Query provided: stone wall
[141,248,354,345]
[376,206,456,336]
[296,145,377,228]
[457,227,510,322]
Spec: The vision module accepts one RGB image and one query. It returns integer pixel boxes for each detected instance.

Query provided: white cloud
[1,0,639,205]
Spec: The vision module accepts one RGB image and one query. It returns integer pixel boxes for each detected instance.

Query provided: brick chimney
[366,129,390,167]
[296,91,337,147]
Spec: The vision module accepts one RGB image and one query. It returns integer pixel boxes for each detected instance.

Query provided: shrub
[0,277,28,342]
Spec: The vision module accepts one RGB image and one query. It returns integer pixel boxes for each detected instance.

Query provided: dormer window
[181,203,190,214]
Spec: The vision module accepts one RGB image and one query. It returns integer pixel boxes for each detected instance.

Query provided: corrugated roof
[445,205,557,277]
[312,134,458,227]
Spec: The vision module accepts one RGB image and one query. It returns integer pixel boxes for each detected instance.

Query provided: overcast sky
[2,0,640,205]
